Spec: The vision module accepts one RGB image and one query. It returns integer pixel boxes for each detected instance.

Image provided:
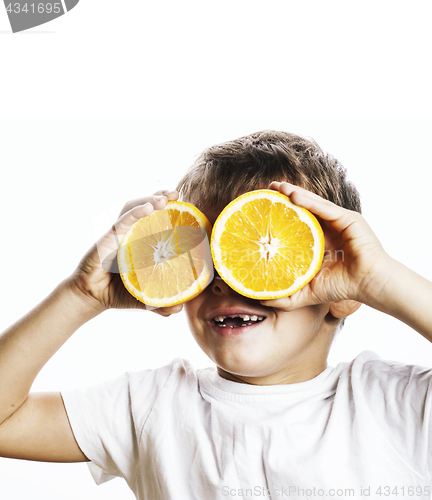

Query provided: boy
[0,130,431,499]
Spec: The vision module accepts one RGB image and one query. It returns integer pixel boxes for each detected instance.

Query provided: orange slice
[210,189,325,299]
[118,201,213,307]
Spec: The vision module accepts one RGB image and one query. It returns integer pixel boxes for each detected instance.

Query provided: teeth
[213,314,265,324]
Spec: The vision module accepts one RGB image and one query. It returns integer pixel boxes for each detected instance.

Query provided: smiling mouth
[211,314,266,328]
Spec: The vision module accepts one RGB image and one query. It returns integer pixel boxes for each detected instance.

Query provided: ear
[329,300,362,319]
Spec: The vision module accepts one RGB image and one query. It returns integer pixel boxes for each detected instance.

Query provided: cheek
[184,297,198,316]
[273,306,327,342]
[183,297,203,332]
[183,299,212,355]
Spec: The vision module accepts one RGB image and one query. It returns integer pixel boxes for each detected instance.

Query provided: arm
[0,190,181,462]
[360,257,432,342]
[264,182,432,341]
[0,281,99,429]
[0,281,97,461]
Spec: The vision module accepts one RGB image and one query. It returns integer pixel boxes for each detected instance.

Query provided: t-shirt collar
[198,363,341,403]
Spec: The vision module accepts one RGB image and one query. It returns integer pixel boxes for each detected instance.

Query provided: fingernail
[162,190,176,195]
[154,195,165,200]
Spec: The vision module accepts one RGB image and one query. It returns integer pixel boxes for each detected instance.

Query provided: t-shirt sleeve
[355,351,432,478]
[61,361,178,486]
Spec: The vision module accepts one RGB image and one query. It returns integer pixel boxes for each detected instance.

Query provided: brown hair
[176,130,361,215]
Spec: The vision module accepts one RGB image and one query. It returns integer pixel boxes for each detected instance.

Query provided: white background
[0,1,432,119]
[0,1,432,499]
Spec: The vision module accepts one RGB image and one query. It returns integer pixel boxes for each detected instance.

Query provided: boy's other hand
[261,181,391,314]
[66,190,183,317]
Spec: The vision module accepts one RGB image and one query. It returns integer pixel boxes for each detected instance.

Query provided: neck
[217,359,328,386]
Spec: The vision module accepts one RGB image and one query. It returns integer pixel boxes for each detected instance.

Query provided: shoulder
[337,350,432,412]
[127,358,209,439]
[335,351,432,477]
[347,350,432,386]
[128,357,203,401]
[129,357,197,384]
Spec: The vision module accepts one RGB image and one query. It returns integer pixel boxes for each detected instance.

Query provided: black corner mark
[64,0,78,10]
[4,0,80,33]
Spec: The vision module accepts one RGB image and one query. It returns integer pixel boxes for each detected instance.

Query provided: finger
[259,280,323,312]
[260,295,320,313]
[119,190,178,217]
[259,293,314,313]
[270,181,358,234]
[156,189,179,202]
[119,194,166,217]
[268,182,281,191]
[270,181,342,219]
[99,192,179,273]
[152,303,184,316]
[259,294,311,312]
[96,202,155,269]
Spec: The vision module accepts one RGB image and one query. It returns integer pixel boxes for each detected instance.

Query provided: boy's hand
[262,181,392,312]
[66,190,183,317]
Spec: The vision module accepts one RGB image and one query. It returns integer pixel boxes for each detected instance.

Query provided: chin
[215,351,277,379]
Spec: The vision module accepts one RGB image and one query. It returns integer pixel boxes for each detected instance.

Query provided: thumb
[259,269,333,311]
[259,285,320,312]
[260,266,336,311]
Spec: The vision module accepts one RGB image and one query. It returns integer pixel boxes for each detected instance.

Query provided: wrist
[60,277,106,320]
[355,252,397,307]
[357,255,432,339]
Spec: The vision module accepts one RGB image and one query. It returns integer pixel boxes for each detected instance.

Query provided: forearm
[0,278,101,425]
[361,256,432,342]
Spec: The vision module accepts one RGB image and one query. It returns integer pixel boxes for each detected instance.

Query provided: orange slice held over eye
[117,201,213,308]
[210,190,325,300]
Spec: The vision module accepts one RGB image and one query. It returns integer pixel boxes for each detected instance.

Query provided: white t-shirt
[61,351,432,499]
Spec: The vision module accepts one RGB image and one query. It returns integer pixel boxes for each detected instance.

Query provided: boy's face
[183,209,338,386]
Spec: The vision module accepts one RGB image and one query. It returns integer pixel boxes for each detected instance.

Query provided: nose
[211,270,231,295]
